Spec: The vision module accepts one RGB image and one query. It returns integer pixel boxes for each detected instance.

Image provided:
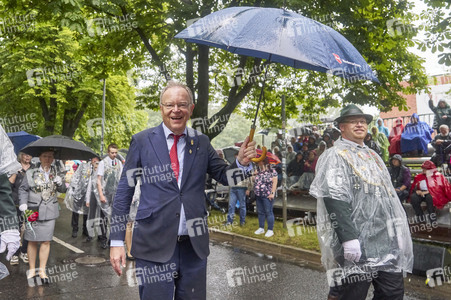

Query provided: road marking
[52,236,85,254]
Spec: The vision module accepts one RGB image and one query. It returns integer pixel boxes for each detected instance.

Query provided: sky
[409,0,450,76]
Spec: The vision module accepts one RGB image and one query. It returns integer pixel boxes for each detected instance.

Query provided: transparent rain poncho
[94,158,122,218]
[64,162,93,215]
[310,138,413,278]
[0,125,21,176]
[0,261,9,280]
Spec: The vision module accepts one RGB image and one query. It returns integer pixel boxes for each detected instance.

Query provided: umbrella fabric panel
[21,135,97,160]
[7,131,40,155]
[177,6,378,83]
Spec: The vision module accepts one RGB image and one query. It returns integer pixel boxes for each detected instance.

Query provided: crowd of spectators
[267,99,451,225]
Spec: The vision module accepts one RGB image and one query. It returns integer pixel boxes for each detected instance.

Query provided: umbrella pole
[101,79,106,156]
[281,95,287,229]
[249,64,270,163]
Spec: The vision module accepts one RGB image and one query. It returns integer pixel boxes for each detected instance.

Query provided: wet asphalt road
[0,202,448,299]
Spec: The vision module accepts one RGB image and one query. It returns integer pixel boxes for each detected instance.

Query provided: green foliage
[0,0,432,145]
[419,0,450,66]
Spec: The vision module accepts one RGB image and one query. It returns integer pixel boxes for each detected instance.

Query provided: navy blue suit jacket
[111,123,237,263]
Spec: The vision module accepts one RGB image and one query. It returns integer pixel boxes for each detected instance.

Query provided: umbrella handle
[249,126,267,163]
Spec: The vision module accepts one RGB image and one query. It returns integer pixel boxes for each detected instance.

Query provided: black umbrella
[222,146,240,165]
[21,135,98,160]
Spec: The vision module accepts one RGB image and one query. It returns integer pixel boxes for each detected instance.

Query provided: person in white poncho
[309,104,413,300]
[0,124,21,279]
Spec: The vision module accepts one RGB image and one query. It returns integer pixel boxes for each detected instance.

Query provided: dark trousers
[98,210,108,241]
[14,207,27,255]
[71,212,88,233]
[329,271,404,300]
[135,238,207,300]
[410,193,436,222]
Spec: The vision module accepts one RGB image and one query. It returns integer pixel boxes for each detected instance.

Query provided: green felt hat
[334,104,373,124]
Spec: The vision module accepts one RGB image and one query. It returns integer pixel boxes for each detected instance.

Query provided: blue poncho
[401,113,433,154]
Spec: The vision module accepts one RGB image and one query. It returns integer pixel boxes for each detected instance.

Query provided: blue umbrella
[175,6,379,83]
[7,131,41,155]
[176,6,379,163]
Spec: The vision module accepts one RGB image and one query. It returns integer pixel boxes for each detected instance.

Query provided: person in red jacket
[409,161,451,223]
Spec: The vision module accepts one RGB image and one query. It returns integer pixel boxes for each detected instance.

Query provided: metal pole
[282,95,287,228]
[101,79,106,156]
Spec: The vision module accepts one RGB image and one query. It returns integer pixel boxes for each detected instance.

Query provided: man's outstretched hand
[110,246,126,276]
[237,136,257,166]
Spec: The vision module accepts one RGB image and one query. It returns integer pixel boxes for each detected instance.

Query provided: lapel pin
[191,140,194,145]
[189,149,192,154]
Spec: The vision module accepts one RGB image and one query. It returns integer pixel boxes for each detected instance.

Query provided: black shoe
[100,240,108,249]
[82,229,89,237]
[72,231,78,238]
[39,274,49,284]
[86,236,93,242]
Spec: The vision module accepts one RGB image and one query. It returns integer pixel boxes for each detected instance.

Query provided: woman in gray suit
[18,149,66,283]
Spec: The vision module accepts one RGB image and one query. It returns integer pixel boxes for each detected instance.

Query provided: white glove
[19,204,28,212]
[343,239,362,262]
[0,230,20,261]
[54,175,63,186]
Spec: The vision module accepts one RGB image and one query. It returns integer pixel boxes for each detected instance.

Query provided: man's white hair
[159,80,194,105]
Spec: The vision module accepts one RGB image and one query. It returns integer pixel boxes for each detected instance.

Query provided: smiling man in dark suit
[109,80,256,299]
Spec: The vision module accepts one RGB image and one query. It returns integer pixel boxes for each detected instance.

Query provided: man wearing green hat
[310,104,413,299]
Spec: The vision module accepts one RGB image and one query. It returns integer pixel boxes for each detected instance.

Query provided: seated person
[389,155,411,203]
[371,126,389,162]
[322,133,334,148]
[289,150,317,191]
[401,113,433,156]
[389,117,404,156]
[376,117,390,138]
[286,145,296,164]
[364,133,382,157]
[316,141,327,157]
[429,97,451,132]
[409,161,451,223]
[307,136,317,151]
[431,124,451,166]
[287,152,304,186]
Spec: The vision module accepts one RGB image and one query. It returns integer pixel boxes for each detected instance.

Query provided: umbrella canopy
[21,135,98,160]
[176,6,379,83]
[257,148,281,164]
[7,131,41,155]
[222,146,240,165]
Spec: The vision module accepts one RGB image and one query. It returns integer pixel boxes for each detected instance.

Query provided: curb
[209,229,323,269]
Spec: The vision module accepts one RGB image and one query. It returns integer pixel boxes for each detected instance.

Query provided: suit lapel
[181,127,199,189]
[148,124,178,189]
